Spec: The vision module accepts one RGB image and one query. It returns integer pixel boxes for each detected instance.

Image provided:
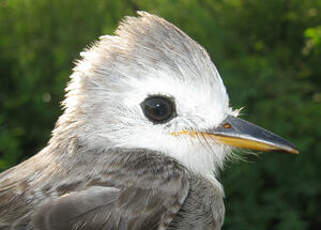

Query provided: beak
[206,115,298,154]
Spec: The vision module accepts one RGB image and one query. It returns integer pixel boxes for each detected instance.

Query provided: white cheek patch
[112,126,231,181]
[102,70,232,181]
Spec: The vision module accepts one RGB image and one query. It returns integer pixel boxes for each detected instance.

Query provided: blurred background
[0,0,320,229]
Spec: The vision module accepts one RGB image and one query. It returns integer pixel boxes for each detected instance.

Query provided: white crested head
[53,12,239,181]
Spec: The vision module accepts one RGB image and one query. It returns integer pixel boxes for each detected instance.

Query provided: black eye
[141,96,176,124]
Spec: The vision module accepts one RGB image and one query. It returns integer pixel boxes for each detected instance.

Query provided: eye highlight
[141,96,176,124]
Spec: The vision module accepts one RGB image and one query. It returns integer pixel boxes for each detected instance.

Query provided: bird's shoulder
[0,148,190,230]
[169,174,225,230]
[0,148,224,230]
[0,154,46,228]
[31,148,191,230]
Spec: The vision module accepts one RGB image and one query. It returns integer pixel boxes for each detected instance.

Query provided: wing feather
[32,150,190,230]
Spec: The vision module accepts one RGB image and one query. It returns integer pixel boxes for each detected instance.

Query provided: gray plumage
[0,11,297,230]
[0,12,226,230]
[0,146,224,230]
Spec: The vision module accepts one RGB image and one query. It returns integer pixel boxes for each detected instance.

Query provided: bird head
[55,12,297,180]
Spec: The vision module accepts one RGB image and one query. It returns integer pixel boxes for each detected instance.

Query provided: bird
[0,12,298,230]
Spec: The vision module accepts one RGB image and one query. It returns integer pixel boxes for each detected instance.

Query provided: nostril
[222,123,232,129]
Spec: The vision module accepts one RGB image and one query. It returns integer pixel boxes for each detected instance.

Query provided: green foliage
[0,0,320,229]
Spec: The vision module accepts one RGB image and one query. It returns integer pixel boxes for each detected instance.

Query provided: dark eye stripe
[141,96,176,124]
